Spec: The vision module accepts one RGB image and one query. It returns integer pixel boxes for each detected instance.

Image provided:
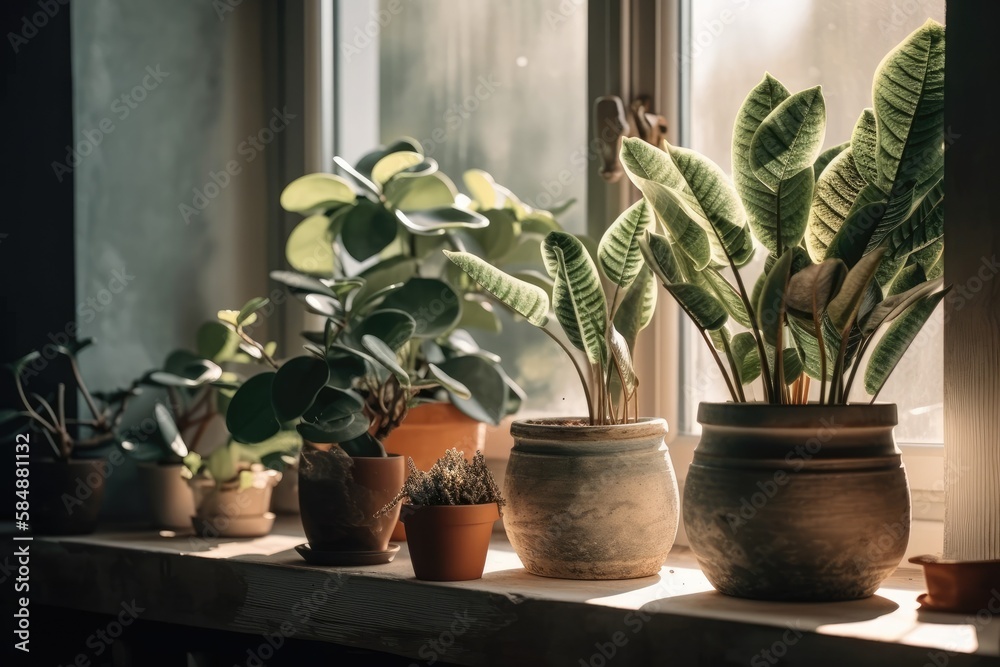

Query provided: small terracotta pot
[381,403,486,540]
[190,468,280,538]
[138,462,196,530]
[402,503,500,581]
[910,555,1000,613]
[33,459,107,535]
[270,461,300,514]
[298,448,405,553]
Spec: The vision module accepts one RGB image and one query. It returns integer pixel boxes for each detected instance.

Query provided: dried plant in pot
[623,21,947,600]
[446,202,680,579]
[379,449,504,581]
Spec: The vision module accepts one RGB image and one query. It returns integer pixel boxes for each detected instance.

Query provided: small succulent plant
[379,449,504,515]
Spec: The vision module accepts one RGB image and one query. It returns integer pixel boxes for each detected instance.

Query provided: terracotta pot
[33,459,107,535]
[138,462,196,530]
[402,503,500,581]
[505,418,678,580]
[190,468,280,538]
[684,402,909,601]
[298,448,405,554]
[909,555,1000,613]
[270,462,300,514]
[381,403,486,540]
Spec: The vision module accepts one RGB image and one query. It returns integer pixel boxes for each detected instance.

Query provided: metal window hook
[593,94,668,183]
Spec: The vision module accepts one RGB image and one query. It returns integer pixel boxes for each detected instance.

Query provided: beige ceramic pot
[137,463,196,530]
[684,403,909,601]
[504,418,678,579]
[190,468,281,538]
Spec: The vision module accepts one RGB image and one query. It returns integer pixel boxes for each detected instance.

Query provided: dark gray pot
[683,403,910,601]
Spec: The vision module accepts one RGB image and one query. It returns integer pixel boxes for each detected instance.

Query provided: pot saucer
[295,543,400,566]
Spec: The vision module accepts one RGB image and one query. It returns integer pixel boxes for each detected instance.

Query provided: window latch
[593,95,668,183]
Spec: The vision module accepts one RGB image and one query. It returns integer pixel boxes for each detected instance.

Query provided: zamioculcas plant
[444,199,658,425]
[626,19,946,405]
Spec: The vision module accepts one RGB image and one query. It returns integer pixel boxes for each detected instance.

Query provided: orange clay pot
[401,503,500,581]
[381,403,486,540]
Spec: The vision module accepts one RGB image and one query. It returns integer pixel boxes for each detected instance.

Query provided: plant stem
[541,328,594,424]
[843,334,875,400]
[698,328,739,402]
[15,372,57,434]
[815,313,827,406]
[719,333,746,402]
[67,354,103,423]
[728,263,774,402]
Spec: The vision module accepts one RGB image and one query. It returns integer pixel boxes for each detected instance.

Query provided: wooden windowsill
[29,517,1000,665]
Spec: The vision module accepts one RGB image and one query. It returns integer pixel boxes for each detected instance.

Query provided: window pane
[682,0,945,442]
[338,0,590,415]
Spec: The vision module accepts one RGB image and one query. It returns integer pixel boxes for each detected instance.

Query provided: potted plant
[622,20,946,600]
[445,201,679,579]
[224,285,478,564]
[379,449,504,581]
[275,140,557,537]
[3,339,138,534]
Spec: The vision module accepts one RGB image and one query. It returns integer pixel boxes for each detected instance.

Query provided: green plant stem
[57,383,66,433]
[832,336,849,404]
[814,313,827,406]
[728,263,774,403]
[843,333,875,401]
[698,328,739,402]
[541,327,595,424]
[235,328,279,369]
[719,334,746,402]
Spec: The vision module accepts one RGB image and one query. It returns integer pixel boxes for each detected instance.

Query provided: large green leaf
[196,321,240,362]
[827,249,885,337]
[466,209,518,261]
[272,357,330,422]
[425,363,472,400]
[608,325,638,399]
[297,413,371,445]
[226,372,280,444]
[756,250,794,346]
[619,138,712,270]
[303,386,365,423]
[353,256,418,307]
[806,148,869,262]
[436,356,507,426]
[813,142,849,181]
[269,270,337,298]
[614,266,657,352]
[785,258,848,324]
[285,214,337,276]
[850,109,879,186]
[864,290,947,396]
[639,231,683,286]
[280,173,355,214]
[355,138,423,178]
[731,332,761,385]
[352,309,417,350]
[750,86,826,191]
[872,20,946,193]
[371,151,424,186]
[361,335,410,386]
[734,74,806,255]
[341,199,398,261]
[702,268,751,329]
[598,199,653,288]
[384,172,457,212]
[543,232,608,365]
[883,180,944,263]
[665,283,728,331]
[860,275,942,336]
[443,251,549,327]
[463,169,499,209]
[379,278,462,337]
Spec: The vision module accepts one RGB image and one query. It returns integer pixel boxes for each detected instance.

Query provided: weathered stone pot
[34,459,107,535]
[684,402,910,602]
[505,418,678,579]
[381,403,485,540]
[138,462,196,530]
